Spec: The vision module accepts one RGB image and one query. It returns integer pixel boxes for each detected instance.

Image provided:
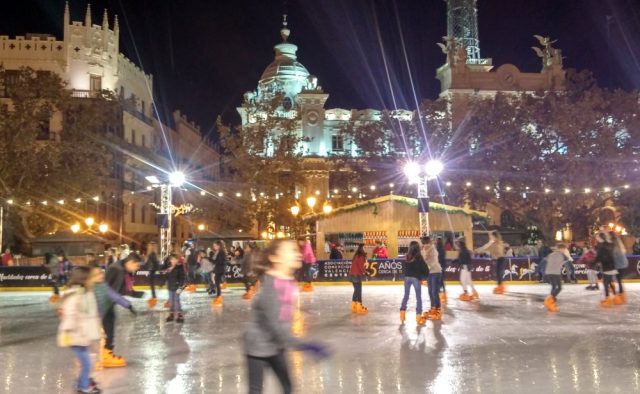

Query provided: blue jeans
[169,290,182,312]
[71,346,91,390]
[564,261,576,282]
[428,273,442,309]
[400,277,422,314]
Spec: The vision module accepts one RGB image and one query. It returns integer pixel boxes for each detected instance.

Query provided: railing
[70,89,97,98]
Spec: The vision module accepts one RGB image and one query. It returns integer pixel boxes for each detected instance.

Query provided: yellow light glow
[197,224,206,231]
[603,187,611,192]
[85,217,95,226]
[98,223,108,233]
[200,190,206,196]
[555,230,563,241]
[306,196,317,209]
[370,185,376,191]
[41,200,48,205]
[57,200,65,205]
[218,192,224,197]
[544,188,551,193]
[6,199,13,204]
[445,181,452,187]
[261,231,268,239]
[323,203,333,214]
[564,188,571,194]
[615,225,622,233]
[505,186,512,191]
[290,205,300,216]
[92,196,100,202]
[465,182,472,187]
[75,198,82,203]
[608,222,615,229]
[584,188,591,194]
[276,231,285,238]
[71,223,81,233]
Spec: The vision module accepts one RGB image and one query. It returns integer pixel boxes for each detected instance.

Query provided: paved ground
[1,282,640,394]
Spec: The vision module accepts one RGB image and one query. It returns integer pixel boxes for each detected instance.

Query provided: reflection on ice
[1,283,639,393]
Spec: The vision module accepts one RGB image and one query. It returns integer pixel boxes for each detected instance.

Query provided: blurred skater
[244,240,329,394]
[543,244,571,312]
[454,239,478,301]
[57,266,103,394]
[436,237,448,301]
[163,254,185,323]
[421,236,443,321]
[349,244,369,314]
[211,241,227,306]
[145,242,160,308]
[242,242,260,300]
[400,241,428,325]
[475,231,507,294]
[595,232,617,307]
[610,231,628,304]
[298,237,317,292]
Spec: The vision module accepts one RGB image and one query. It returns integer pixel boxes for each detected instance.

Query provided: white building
[0,2,220,248]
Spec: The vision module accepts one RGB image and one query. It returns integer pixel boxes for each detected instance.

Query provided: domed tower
[238,15,329,156]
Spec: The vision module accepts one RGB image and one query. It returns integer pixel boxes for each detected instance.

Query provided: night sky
[2,0,640,134]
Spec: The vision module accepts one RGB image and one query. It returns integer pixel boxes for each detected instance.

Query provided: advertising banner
[1,256,639,287]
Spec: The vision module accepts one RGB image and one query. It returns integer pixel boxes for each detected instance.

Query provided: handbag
[58,330,73,347]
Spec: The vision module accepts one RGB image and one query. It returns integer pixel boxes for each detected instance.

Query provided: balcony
[70,89,99,99]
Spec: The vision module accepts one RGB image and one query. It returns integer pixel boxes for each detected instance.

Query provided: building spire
[85,3,92,27]
[102,9,109,30]
[280,14,290,42]
[114,14,119,30]
[444,0,480,63]
[64,1,70,26]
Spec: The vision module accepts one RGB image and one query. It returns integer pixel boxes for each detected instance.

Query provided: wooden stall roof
[305,195,488,221]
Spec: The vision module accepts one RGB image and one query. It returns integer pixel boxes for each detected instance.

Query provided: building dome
[257,16,312,98]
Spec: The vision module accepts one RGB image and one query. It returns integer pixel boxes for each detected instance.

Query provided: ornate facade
[0,2,220,247]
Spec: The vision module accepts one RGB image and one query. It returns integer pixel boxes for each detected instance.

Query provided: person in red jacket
[349,244,369,314]
[372,241,388,259]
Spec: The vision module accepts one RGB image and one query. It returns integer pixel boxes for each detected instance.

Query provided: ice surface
[1,283,640,394]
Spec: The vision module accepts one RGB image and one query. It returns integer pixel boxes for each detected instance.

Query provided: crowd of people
[30,229,637,393]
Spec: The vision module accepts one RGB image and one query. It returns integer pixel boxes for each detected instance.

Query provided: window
[131,129,136,145]
[3,70,19,96]
[141,205,146,224]
[332,135,344,152]
[130,203,136,223]
[141,134,146,148]
[90,75,102,92]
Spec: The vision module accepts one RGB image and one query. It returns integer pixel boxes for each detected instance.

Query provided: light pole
[404,160,443,236]
[146,171,185,260]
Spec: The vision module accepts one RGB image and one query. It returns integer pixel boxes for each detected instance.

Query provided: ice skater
[163,254,186,323]
[609,231,628,304]
[578,247,598,290]
[475,231,506,294]
[436,237,448,302]
[400,241,428,325]
[595,232,617,307]
[211,241,227,306]
[299,237,317,292]
[421,236,443,321]
[543,244,571,312]
[103,253,142,367]
[242,242,260,300]
[454,239,478,301]
[145,242,160,308]
[349,244,369,314]
[57,266,103,394]
[44,252,62,302]
[243,240,329,394]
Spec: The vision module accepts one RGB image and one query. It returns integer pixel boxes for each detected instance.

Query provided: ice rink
[1,283,640,394]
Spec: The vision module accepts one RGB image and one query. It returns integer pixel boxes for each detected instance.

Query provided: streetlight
[146,170,187,260]
[322,202,333,214]
[290,204,300,217]
[98,223,109,234]
[306,196,317,210]
[197,223,206,231]
[403,159,444,236]
[71,223,81,233]
[85,217,95,227]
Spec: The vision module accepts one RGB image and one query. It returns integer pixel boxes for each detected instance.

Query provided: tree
[0,67,121,247]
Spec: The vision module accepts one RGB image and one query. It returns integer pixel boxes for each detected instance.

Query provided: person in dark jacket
[103,253,141,367]
[146,242,160,308]
[44,252,62,302]
[400,241,428,325]
[349,244,369,313]
[329,243,344,260]
[535,240,552,283]
[163,254,185,323]
[454,239,478,301]
[211,241,227,306]
[595,232,617,307]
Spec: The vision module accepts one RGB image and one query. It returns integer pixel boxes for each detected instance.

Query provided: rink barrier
[1,256,639,288]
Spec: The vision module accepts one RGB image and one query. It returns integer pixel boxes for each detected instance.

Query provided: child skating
[163,254,185,323]
[57,266,103,394]
[349,244,369,314]
[243,240,329,393]
[543,244,571,312]
[475,231,506,294]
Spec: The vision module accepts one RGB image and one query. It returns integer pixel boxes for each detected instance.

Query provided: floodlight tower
[445,0,481,63]
[147,171,185,260]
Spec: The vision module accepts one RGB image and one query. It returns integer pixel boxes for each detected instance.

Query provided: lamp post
[404,160,443,236]
[146,171,185,260]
